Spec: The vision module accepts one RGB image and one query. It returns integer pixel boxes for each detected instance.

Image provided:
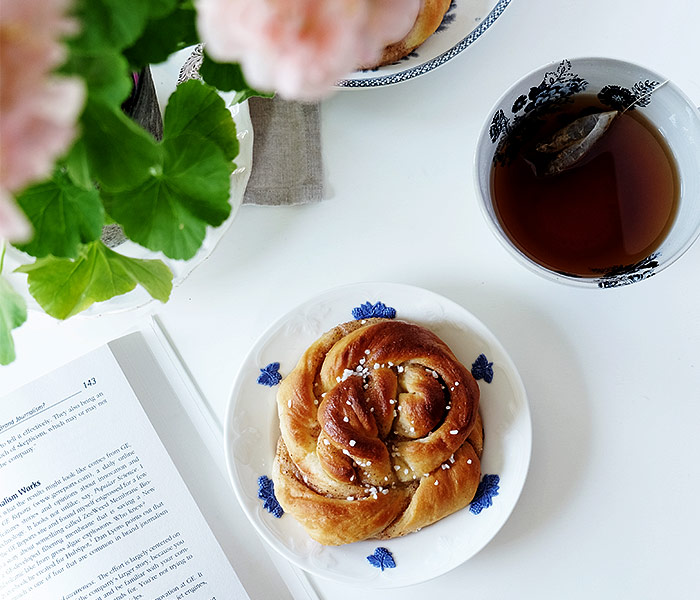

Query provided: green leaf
[62,48,132,106]
[70,0,177,53]
[143,0,179,19]
[230,87,275,105]
[199,53,274,102]
[14,170,104,259]
[101,133,233,260]
[16,242,173,320]
[70,0,152,53]
[63,139,94,190]
[81,99,161,191]
[0,275,27,365]
[163,79,239,162]
[123,6,198,69]
[81,82,239,260]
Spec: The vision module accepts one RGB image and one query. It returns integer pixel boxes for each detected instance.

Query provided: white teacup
[475,57,700,288]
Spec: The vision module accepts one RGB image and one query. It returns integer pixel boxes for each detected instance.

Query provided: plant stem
[0,241,6,274]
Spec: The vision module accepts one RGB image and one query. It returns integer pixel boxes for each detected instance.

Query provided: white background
[3,0,700,598]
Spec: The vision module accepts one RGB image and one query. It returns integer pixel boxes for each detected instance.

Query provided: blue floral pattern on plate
[471,353,494,383]
[257,475,284,518]
[257,362,282,387]
[367,547,396,571]
[435,1,458,33]
[469,474,500,515]
[352,301,397,320]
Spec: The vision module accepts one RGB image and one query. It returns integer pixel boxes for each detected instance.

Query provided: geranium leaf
[80,99,161,191]
[199,53,274,102]
[0,275,27,365]
[14,170,104,259]
[63,139,94,190]
[163,79,239,162]
[231,87,275,105]
[70,0,151,53]
[62,48,132,106]
[15,242,172,320]
[70,0,177,53]
[142,0,178,19]
[101,133,233,260]
[198,53,248,92]
[123,6,198,69]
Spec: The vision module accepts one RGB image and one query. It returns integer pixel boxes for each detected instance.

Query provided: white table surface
[3,0,700,598]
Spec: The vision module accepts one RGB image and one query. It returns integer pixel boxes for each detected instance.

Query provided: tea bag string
[620,79,670,114]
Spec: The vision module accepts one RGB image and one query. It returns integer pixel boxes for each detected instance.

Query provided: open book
[0,322,317,600]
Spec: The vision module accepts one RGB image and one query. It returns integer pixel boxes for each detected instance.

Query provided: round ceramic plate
[224,282,531,587]
[336,0,513,89]
[5,46,253,317]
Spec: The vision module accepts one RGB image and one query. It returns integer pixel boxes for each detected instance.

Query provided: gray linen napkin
[178,46,324,206]
[243,97,324,206]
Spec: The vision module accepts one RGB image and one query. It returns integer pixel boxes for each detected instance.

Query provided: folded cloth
[177,45,324,206]
[243,96,324,206]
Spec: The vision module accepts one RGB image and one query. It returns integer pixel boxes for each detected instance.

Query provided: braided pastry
[272,318,483,546]
[362,0,453,68]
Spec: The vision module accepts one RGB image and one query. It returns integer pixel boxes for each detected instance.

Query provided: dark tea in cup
[475,58,700,288]
[490,94,679,277]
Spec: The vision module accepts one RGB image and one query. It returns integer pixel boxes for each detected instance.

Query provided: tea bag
[536,111,618,176]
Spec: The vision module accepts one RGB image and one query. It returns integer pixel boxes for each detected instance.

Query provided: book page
[0,344,250,600]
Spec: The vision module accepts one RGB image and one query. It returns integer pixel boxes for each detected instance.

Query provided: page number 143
[83,377,97,388]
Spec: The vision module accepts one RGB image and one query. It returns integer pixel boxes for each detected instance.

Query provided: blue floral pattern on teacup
[488,59,665,287]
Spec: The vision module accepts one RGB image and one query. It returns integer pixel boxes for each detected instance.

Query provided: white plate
[5,46,253,317]
[224,282,531,587]
[336,0,514,89]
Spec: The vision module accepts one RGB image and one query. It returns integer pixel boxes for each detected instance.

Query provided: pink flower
[0,190,31,242]
[196,0,420,100]
[0,0,85,241]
